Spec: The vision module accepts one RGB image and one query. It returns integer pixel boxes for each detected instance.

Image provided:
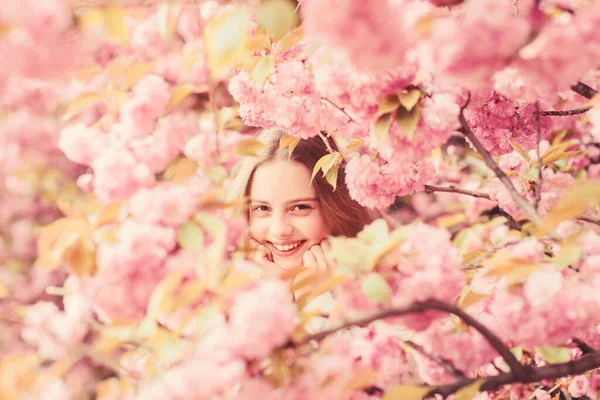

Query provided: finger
[310,245,329,272]
[303,249,317,269]
[320,239,336,268]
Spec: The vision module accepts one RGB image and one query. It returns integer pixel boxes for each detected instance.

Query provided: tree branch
[458,93,544,227]
[293,299,526,377]
[572,337,596,355]
[424,184,492,200]
[578,216,600,226]
[427,350,600,398]
[405,340,467,380]
[571,81,599,100]
[538,107,592,117]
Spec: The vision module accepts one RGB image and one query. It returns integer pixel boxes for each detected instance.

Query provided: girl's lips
[268,240,307,258]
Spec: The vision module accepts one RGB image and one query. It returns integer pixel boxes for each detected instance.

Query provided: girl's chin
[272,255,304,270]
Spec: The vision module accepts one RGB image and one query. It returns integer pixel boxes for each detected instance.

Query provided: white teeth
[272,241,302,252]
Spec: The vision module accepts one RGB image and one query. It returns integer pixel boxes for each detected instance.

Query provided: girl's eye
[292,204,312,211]
[253,205,270,212]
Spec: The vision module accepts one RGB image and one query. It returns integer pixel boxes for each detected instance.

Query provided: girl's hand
[249,238,277,270]
[302,239,335,272]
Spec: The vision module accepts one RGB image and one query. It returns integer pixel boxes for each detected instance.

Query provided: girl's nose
[270,214,293,237]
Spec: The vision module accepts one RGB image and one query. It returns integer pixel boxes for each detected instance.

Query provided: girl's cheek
[249,219,268,241]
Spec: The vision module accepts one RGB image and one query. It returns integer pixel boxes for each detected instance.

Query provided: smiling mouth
[268,240,306,254]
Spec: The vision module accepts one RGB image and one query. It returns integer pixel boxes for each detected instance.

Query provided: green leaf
[535,346,571,364]
[257,0,299,40]
[166,84,195,113]
[324,163,339,190]
[383,384,431,400]
[251,55,275,86]
[395,104,421,140]
[177,221,204,251]
[361,273,391,303]
[455,379,484,400]
[378,94,400,115]
[398,89,421,111]
[374,112,394,142]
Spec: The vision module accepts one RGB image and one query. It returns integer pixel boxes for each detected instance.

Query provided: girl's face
[249,159,330,269]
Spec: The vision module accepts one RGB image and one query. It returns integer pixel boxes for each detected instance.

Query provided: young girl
[229,128,374,272]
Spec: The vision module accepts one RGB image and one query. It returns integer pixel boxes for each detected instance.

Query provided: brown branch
[578,216,600,226]
[538,107,592,117]
[318,130,336,154]
[293,299,526,377]
[571,82,599,100]
[424,184,492,200]
[572,337,596,355]
[405,340,467,380]
[321,97,357,124]
[427,350,600,398]
[534,102,543,210]
[458,93,544,227]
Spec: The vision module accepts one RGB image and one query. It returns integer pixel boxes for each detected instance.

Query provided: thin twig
[538,107,592,117]
[292,299,526,377]
[578,216,600,226]
[571,82,599,100]
[405,340,467,380]
[534,102,543,210]
[424,184,492,200]
[321,97,357,124]
[458,93,544,227]
[318,130,335,154]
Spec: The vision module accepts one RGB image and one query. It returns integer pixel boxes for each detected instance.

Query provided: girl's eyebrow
[249,197,319,205]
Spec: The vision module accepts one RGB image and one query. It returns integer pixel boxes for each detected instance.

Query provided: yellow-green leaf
[62,92,103,121]
[123,62,155,91]
[458,286,489,309]
[378,94,400,115]
[237,138,265,157]
[398,89,421,112]
[311,153,338,182]
[553,245,582,270]
[535,346,571,364]
[383,384,431,400]
[205,7,250,71]
[455,379,484,400]
[218,107,235,127]
[324,163,339,190]
[361,273,391,303]
[508,139,530,163]
[278,24,304,53]
[166,84,195,113]
[587,93,600,107]
[104,7,129,42]
[177,221,204,251]
[395,104,421,140]
[156,1,180,42]
[251,55,275,86]
[0,280,8,299]
[534,181,600,236]
[346,138,364,149]
[374,112,394,142]
[256,0,299,41]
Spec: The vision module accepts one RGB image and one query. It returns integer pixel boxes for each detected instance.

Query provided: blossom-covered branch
[294,299,526,376]
[458,93,544,227]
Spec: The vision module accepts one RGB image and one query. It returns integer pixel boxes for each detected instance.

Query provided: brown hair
[228,128,374,237]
